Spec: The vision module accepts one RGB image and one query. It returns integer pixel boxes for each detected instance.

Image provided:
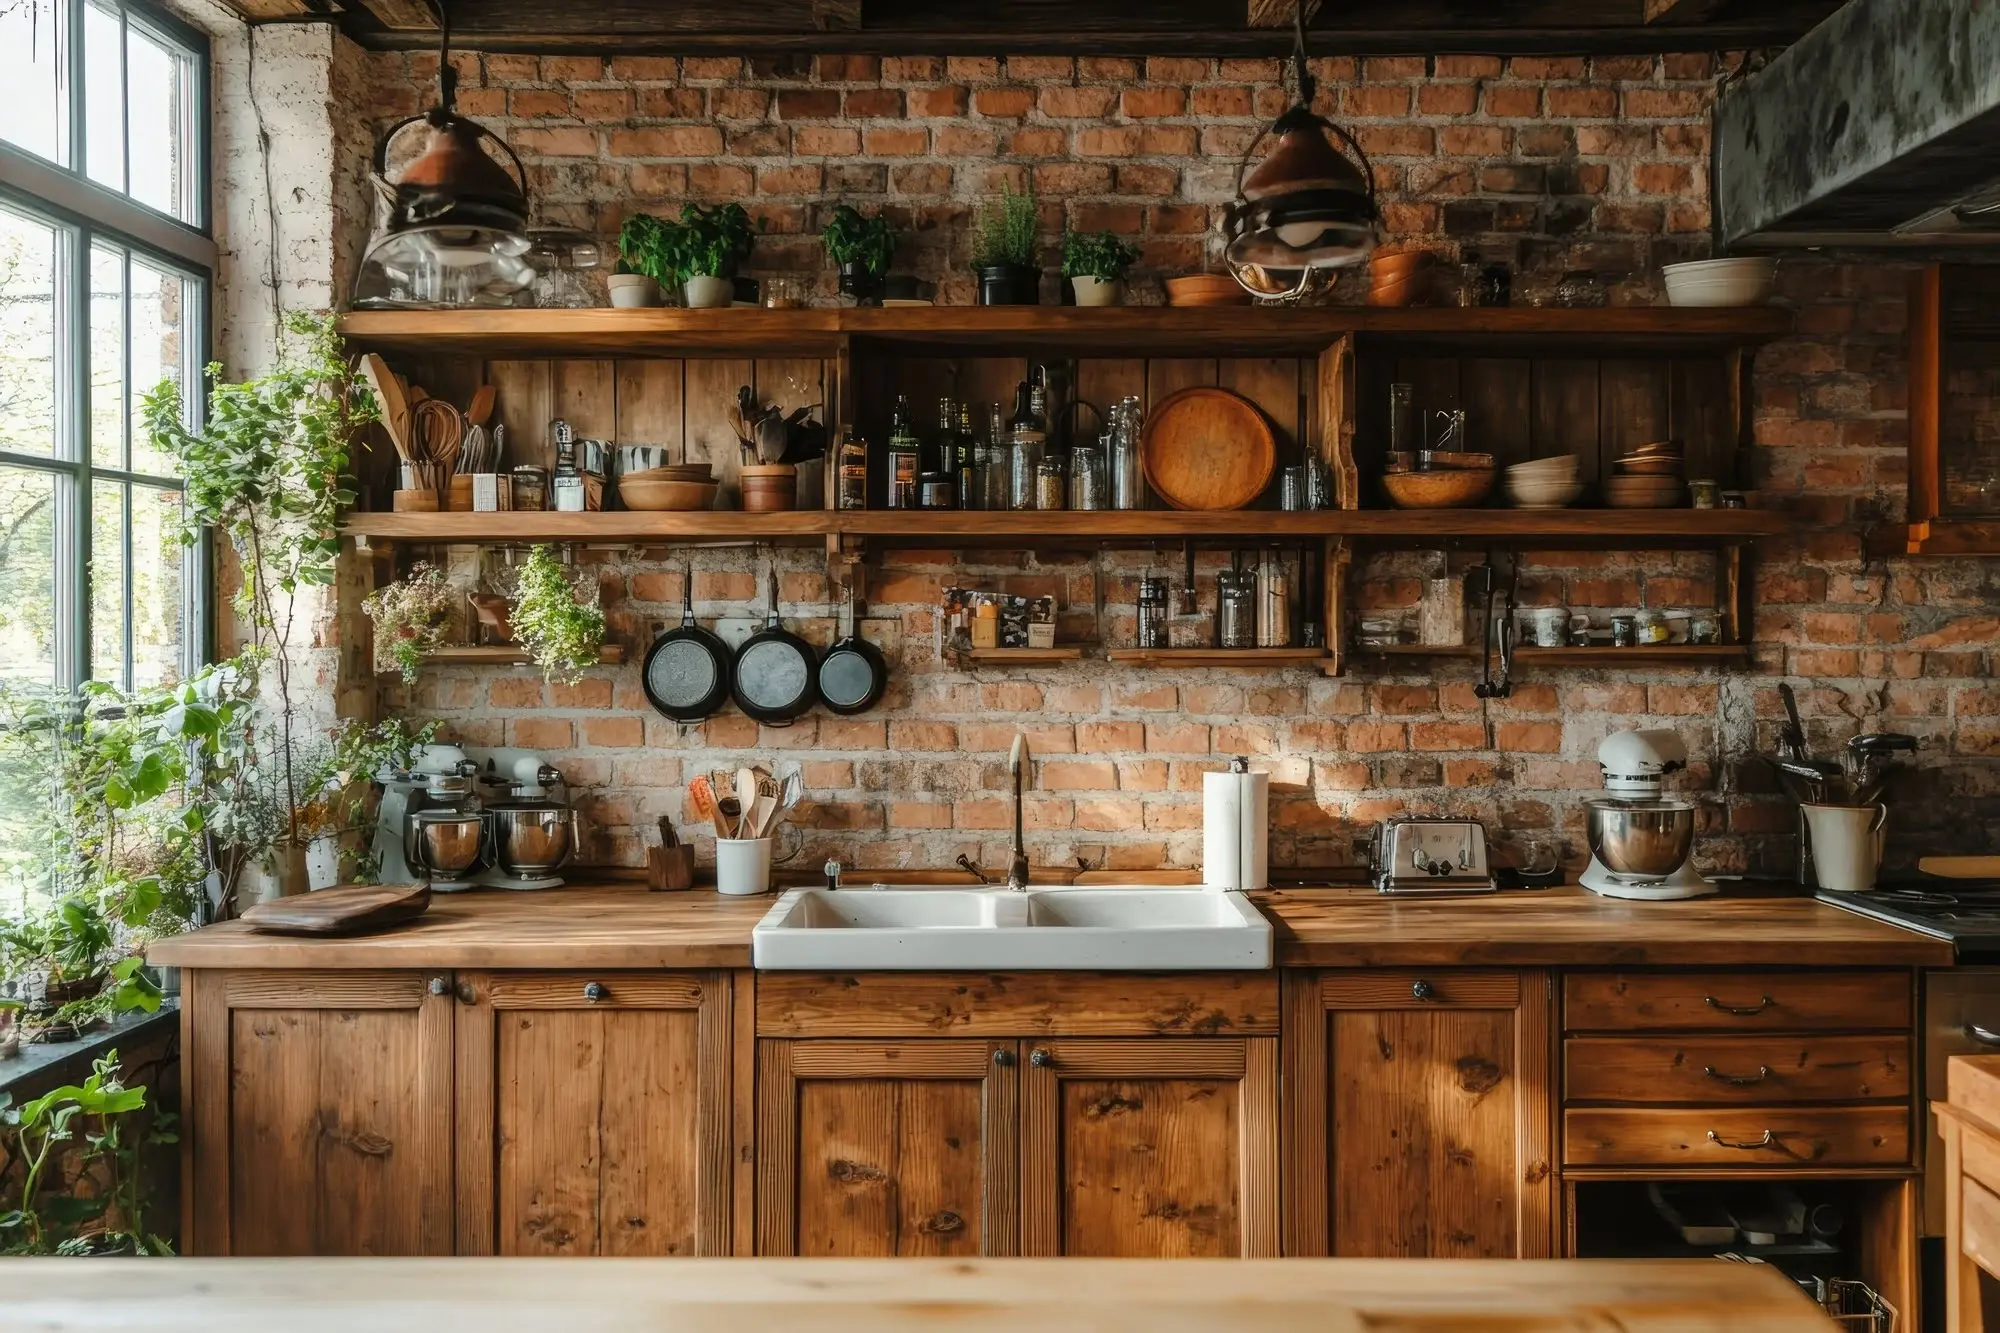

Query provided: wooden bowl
[1140,386,1277,510]
[1382,468,1496,509]
[1165,274,1252,308]
[1419,450,1495,471]
[620,475,719,511]
[1364,278,1421,309]
[1616,455,1683,476]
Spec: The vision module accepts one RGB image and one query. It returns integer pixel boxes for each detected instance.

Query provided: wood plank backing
[1563,1105,1911,1168]
[755,972,1279,1037]
[683,358,754,505]
[614,360,685,453]
[1563,971,1913,1032]
[1564,1034,1912,1105]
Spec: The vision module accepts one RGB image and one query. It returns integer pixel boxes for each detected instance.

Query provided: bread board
[240,882,432,936]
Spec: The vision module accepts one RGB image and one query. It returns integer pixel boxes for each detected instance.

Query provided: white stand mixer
[372,744,574,892]
[1580,728,1717,901]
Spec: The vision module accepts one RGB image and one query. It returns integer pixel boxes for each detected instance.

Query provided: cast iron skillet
[817,582,888,716]
[732,562,819,724]
[641,561,733,722]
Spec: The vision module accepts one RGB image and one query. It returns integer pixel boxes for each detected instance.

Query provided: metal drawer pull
[1703,1065,1772,1086]
[1411,979,1437,1001]
[1707,1129,1776,1151]
[993,1049,1015,1068]
[583,981,606,1003]
[1030,1048,1054,1068]
[1703,995,1774,1017]
[1967,1023,2000,1048]
[428,977,448,996]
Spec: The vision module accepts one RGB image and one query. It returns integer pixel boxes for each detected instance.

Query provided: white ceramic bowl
[1506,477,1584,509]
[1662,258,1776,308]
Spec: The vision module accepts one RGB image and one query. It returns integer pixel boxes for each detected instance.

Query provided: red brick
[888,800,953,829]
[509,89,571,117]
[608,56,677,80]
[681,57,740,81]
[1121,87,1186,118]
[513,128,598,157]
[1144,722,1211,754]
[947,55,1001,80]
[1081,57,1140,80]
[1625,87,1707,118]
[1435,55,1504,78]
[550,678,613,709]
[1346,721,1408,752]
[1041,759,1117,790]
[688,163,753,197]
[1006,126,1068,155]
[794,126,862,156]
[1145,56,1207,81]
[1485,85,1543,118]
[908,85,968,117]
[935,125,1000,157]
[1115,163,1178,195]
[865,126,929,156]
[1077,720,1144,752]
[487,677,544,709]
[1547,86,1617,118]
[541,56,603,82]
[758,164,824,194]
[890,720,958,750]
[582,717,644,748]
[510,718,573,750]
[817,54,880,81]
[844,88,905,118]
[609,126,723,157]
[973,86,1034,118]
[1633,162,1695,194]
[1006,54,1073,80]
[1075,125,1142,157]
[776,89,842,120]
[883,56,943,82]
[1191,86,1254,118]
[1413,722,1488,751]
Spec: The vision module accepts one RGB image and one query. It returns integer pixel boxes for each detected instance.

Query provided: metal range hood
[1716,0,2000,249]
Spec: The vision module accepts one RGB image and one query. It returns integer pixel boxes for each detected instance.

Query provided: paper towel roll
[1203,769,1269,891]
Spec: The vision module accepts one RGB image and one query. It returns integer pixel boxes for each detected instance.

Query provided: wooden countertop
[147,880,1952,970]
[0,1256,1832,1331]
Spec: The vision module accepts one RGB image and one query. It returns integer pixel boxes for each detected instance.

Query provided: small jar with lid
[1035,456,1066,511]
[1137,577,1168,649]
[1216,569,1257,649]
[511,465,549,512]
[1069,444,1106,510]
[1634,610,1670,645]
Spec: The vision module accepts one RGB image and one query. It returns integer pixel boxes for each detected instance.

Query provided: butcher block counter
[0,1257,1835,1332]
[146,880,1950,969]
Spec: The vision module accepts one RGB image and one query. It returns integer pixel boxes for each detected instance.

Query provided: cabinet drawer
[1564,972,1909,1032]
[1564,1106,1909,1168]
[1564,1035,1911,1105]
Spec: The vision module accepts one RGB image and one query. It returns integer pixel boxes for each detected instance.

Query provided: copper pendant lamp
[352,2,536,309]
[1221,5,1380,300]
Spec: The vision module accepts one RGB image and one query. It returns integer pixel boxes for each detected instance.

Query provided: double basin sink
[752,884,1271,970]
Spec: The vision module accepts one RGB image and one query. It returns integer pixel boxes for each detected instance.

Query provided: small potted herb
[510,545,606,684]
[621,204,758,310]
[971,184,1042,306]
[1062,230,1142,307]
[611,215,669,308]
[361,562,455,684]
[820,205,896,307]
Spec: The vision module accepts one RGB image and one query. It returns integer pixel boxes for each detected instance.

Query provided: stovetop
[1817,880,2000,958]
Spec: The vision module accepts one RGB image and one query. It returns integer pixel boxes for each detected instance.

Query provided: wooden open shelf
[381,643,627,671]
[1105,647,1329,669]
[336,305,1795,361]
[342,507,1795,547]
[961,647,1084,666]
[1865,517,2000,557]
[1349,643,1752,669]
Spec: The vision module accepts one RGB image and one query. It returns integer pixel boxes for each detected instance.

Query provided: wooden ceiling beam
[812,0,861,31]
[359,0,439,29]
[1643,0,1734,22]
[1246,0,1321,29]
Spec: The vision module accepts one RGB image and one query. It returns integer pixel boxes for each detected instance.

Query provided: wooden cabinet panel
[1564,971,1910,1032]
[1564,1106,1911,1168]
[1565,1035,1911,1105]
[1286,970,1553,1259]
[184,969,453,1256]
[757,1040,1017,1256]
[1020,1038,1278,1258]
[454,971,732,1256]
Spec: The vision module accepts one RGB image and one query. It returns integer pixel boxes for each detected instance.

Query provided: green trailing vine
[362,562,455,684]
[509,546,604,685]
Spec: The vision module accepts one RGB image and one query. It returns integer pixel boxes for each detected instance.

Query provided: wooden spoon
[466,384,497,427]
[748,794,778,839]
[736,767,759,837]
[357,354,413,461]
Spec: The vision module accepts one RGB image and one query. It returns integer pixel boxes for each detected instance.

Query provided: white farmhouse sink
[751,884,1271,970]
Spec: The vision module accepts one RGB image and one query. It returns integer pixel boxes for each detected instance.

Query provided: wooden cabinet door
[182,968,454,1256]
[454,970,733,1256]
[757,1039,1019,1256]
[1020,1038,1279,1257]
[1285,970,1554,1258]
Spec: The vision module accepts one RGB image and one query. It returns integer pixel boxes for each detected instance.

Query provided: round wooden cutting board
[1139,387,1278,511]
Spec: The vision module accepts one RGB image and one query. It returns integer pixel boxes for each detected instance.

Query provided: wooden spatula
[466,384,497,427]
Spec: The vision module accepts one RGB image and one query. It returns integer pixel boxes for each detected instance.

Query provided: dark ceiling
[232,0,1853,56]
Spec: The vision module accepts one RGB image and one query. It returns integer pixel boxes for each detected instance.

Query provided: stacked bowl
[1603,441,1684,508]
[1504,455,1583,509]
[1662,257,1776,308]
[620,462,719,511]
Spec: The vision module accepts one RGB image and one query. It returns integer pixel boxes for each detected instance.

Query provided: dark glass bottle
[885,395,920,509]
[955,400,977,510]
[834,426,868,510]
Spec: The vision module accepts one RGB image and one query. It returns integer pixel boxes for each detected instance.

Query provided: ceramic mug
[1802,802,1888,893]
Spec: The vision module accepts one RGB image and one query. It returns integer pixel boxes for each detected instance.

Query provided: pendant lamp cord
[430,0,455,113]
[1292,2,1315,113]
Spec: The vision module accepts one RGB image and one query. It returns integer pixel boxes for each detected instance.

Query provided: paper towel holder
[1229,755,1251,774]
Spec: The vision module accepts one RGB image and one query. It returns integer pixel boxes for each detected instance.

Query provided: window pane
[90,243,124,468]
[0,209,60,460]
[91,479,124,683]
[130,483,182,686]
[0,468,59,685]
[0,0,69,167]
[129,258,193,477]
[83,0,124,193]
[127,17,198,223]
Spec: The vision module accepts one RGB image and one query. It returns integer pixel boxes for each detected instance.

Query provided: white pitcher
[1802,803,1888,892]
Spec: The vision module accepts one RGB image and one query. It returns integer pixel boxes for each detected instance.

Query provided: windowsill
[0,999,178,1100]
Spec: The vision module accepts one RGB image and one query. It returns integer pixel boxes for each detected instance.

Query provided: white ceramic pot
[1802,802,1888,893]
[245,842,311,904]
[715,837,773,896]
[1071,276,1123,307]
[683,275,734,309]
[306,834,343,891]
[606,274,660,309]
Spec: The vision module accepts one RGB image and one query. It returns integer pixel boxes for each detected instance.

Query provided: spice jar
[1035,456,1066,511]
[1069,444,1106,511]
[1635,610,1670,645]
[510,465,548,512]
[1280,467,1304,511]
[1137,577,1168,649]
[1217,568,1257,649]
[1610,614,1637,648]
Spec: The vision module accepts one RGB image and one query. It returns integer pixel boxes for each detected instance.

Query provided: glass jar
[1110,399,1146,509]
[1389,383,1417,457]
[1635,610,1670,646]
[1137,576,1168,649]
[1523,607,1567,648]
[1279,466,1304,511]
[1069,444,1106,510]
[1610,614,1637,648]
[1357,614,1404,649]
[1009,438,1043,511]
[1304,453,1332,510]
[1035,456,1066,511]
[1216,569,1257,649]
[510,465,548,512]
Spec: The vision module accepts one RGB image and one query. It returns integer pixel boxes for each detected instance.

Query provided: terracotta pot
[1164,274,1251,307]
[739,463,798,513]
[1071,275,1122,307]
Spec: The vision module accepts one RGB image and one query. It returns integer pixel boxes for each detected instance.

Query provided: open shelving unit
[336,303,1795,677]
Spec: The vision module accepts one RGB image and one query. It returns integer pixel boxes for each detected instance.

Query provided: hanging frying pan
[732,562,819,724]
[641,561,733,722]
[817,582,888,716]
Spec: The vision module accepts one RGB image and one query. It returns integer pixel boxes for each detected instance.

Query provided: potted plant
[622,204,758,310]
[611,215,668,309]
[361,562,455,685]
[0,1049,176,1255]
[510,545,606,684]
[820,205,896,307]
[971,184,1042,306]
[294,716,438,890]
[1062,230,1142,308]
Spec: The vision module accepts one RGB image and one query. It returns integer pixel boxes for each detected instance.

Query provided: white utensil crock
[716,837,774,896]
[1802,802,1888,892]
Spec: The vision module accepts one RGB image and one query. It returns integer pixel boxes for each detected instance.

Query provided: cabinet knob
[1411,979,1437,1001]
[428,976,448,996]
[583,981,607,1003]
[993,1049,1015,1068]
[1029,1048,1053,1068]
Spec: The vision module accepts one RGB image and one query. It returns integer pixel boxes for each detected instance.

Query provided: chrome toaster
[1369,817,1498,895]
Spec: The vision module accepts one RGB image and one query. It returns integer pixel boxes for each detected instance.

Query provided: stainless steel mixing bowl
[406,810,486,881]
[490,803,574,879]
[1585,797,1695,882]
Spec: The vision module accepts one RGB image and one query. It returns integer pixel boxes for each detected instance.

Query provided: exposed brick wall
[348,48,2000,878]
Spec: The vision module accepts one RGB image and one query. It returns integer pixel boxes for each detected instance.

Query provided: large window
[0,0,209,691]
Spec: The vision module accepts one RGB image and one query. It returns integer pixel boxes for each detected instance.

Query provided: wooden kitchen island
[148,882,1940,1321]
[1,1256,1836,1331]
